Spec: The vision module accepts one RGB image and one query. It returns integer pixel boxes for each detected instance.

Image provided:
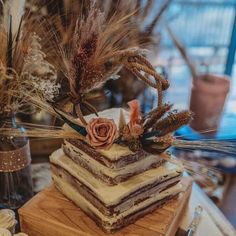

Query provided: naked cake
[46,7,192,231]
[50,108,186,233]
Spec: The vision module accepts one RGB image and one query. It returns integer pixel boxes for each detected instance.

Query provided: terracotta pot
[189,74,230,134]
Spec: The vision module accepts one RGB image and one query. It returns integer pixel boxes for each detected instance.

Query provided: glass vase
[0,114,33,210]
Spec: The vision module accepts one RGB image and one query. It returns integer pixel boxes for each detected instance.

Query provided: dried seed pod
[154,111,192,136]
[144,103,172,129]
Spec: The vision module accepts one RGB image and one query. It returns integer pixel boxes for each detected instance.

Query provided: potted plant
[167,27,230,135]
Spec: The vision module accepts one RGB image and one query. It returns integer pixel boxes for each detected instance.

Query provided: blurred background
[19,0,236,228]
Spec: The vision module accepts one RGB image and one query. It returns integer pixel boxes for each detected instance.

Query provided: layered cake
[50,108,184,233]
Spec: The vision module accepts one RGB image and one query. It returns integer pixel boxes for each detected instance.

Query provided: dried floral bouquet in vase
[0,0,59,210]
[0,1,32,209]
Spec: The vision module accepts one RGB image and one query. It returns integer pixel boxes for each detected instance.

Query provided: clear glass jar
[0,114,33,210]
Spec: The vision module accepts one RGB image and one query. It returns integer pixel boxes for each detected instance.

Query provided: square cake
[50,108,184,233]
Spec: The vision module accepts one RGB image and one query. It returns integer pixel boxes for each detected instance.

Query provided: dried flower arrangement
[26,0,172,108]
[0,1,59,117]
[0,0,61,209]
[24,3,182,154]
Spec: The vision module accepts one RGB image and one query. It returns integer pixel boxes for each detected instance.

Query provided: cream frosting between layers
[98,144,134,161]
[50,149,183,206]
[63,140,163,180]
[52,173,182,228]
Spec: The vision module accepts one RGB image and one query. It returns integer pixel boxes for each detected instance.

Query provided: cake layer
[51,164,181,216]
[65,139,149,168]
[52,173,182,233]
[50,149,183,207]
[63,140,165,185]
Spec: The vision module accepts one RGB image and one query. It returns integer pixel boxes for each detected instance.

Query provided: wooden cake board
[19,177,192,236]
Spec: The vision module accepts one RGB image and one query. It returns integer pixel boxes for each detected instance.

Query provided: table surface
[180,182,235,236]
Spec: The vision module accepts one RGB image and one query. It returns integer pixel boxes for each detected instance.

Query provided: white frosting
[50,149,183,206]
[64,140,162,180]
[98,144,134,161]
[0,209,17,232]
[53,174,182,228]
[0,228,11,236]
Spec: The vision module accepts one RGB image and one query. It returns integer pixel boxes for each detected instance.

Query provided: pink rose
[86,118,118,149]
